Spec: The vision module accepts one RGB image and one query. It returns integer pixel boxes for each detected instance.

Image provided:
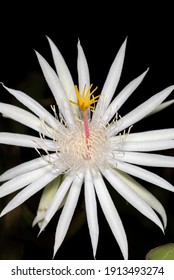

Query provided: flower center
[56,119,109,172]
[37,85,108,173]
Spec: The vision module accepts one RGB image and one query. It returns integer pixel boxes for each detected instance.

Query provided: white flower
[0,37,174,260]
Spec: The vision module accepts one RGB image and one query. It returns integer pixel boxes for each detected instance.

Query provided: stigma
[69,84,101,142]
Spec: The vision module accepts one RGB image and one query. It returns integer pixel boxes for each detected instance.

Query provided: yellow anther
[69,84,101,111]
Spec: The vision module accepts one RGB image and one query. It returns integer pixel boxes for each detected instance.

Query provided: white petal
[53,172,84,257]
[35,51,74,127]
[120,139,174,151]
[33,175,62,228]
[116,129,174,142]
[119,151,174,167]
[93,38,127,119]
[112,160,174,192]
[111,168,167,228]
[102,68,149,123]
[2,84,61,132]
[77,40,91,118]
[92,170,128,260]
[108,85,174,136]
[39,173,76,232]
[147,99,174,116]
[84,169,99,258]
[0,165,53,197]
[46,36,79,116]
[0,169,59,217]
[101,168,164,231]
[0,132,56,150]
[32,211,45,227]
[0,103,48,135]
[77,40,90,95]
[0,153,57,182]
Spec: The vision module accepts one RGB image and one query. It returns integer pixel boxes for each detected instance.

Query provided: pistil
[83,110,90,142]
[69,84,101,146]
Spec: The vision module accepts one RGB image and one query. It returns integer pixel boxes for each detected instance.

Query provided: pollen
[69,84,101,111]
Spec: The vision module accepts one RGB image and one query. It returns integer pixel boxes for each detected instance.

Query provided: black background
[0,2,174,260]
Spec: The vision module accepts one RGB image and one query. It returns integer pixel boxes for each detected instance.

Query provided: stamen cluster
[52,118,109,172]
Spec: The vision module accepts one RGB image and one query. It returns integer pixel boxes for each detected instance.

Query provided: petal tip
[77,38,81,48]
[122,36,128,48]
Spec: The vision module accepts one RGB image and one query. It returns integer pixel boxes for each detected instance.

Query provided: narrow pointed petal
[46,36,78,116]
[92,170,128,259]
[35,51,74,127]
[32,212,45,227]
[117,129,174,142]
[0,132,57,150]
[119,151,174,167]
[84,169,99,258]
[0,165,53,197]
[0,153,57,182]
[77,40,90,95]
[0,103,48,135]
[101,168,164,231]
[39,173,75,232]
[112,168,167,228]
[108,85,174,136]
[77,40,91,118]
[0,169,59,217]
[33,175,62,228]
[102,68,149,123]
[53,173,84,257]
[147,99,174,117]
[112,160,174,192]
[2,84,61,132]
[93,38,127,119]
[120,139,174,151]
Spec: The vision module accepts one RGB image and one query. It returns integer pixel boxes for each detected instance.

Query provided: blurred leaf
[146,243,174,260]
